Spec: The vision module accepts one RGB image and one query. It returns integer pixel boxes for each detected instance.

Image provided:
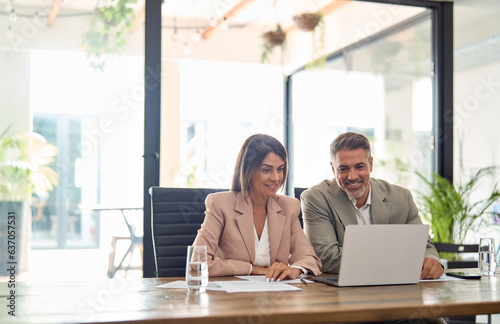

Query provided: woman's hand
[264,262,302,282]
[250,265,269,275]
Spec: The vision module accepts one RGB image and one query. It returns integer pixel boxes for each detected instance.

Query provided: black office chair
[433,242,479,269]
[294,187,308,228]
[149,187,225,277]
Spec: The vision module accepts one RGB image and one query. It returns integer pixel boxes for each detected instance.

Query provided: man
[302,132,443,279]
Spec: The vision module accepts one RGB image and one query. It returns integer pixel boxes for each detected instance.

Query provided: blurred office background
[0,0,498,281]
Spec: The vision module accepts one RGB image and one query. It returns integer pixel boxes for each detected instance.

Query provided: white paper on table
[215,280,302,293]
[235,275,313,284]
[420,274,465,282]
[156,280,226,291]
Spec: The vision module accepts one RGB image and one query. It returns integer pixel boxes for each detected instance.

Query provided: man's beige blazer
[301,178,441,273]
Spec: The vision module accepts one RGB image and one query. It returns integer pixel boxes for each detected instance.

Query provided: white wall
[453,2,500,242]
[454,61,500,170]
[453,3,500,176]
[0,51,31,135]
[0,14,144,55]
[160,61,181,186]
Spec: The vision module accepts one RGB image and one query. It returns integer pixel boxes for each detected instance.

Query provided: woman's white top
[253,215,271,267]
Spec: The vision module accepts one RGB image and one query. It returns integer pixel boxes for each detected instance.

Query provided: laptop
[312,224,430,287]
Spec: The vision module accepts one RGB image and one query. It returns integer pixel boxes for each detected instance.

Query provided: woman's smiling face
[250,152,285,200]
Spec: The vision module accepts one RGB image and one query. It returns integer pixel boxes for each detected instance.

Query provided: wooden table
[1,270,499,324]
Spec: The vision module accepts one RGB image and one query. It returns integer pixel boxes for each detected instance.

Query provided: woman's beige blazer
[193,191,322,277]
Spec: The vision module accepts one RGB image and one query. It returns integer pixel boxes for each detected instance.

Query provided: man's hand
[420,257,444,279]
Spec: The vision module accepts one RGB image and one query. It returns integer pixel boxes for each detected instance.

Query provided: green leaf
[0,132,58,201]
[415,167,500,245]
[81,0,137,70]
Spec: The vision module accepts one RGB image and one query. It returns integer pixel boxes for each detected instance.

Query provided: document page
[214,280,302,293]
[157,279,302,292]
[236,275,313,284]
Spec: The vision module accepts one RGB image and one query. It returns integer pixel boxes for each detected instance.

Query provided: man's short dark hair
[330,132,371,162]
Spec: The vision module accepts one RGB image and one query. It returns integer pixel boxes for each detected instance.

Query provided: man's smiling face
[331,148,373,207]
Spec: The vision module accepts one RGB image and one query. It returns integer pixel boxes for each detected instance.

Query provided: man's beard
[341,178,367,199]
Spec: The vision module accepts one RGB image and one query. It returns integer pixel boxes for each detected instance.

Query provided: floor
[1,245,143,283]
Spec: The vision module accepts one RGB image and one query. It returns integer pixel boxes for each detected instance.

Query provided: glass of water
[478,238,497,276]
[186,245,208,293]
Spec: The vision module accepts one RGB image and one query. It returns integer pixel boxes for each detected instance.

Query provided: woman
[192,134,321,281]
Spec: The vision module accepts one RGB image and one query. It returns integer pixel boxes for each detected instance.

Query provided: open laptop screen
[314,224,429,287]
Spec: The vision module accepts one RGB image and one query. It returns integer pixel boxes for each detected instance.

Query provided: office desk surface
[1,270,499,324]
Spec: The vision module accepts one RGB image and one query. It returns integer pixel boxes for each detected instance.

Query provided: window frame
[284,0,453,194]
[143,0,453,277]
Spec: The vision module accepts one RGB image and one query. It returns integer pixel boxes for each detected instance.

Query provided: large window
[290,13,433,194]
[32,114,101,249]
[160,60,284,189]
[29,50,145,252]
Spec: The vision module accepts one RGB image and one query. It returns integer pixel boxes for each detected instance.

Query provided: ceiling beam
[47,0,61,27]
[284,0,351,34]
[131,4,146,33]
[201,0,256,40]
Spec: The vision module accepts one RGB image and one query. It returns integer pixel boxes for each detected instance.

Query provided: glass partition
[291,16,433,194]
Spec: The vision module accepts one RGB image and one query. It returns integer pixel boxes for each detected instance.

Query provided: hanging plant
[81,0,137,70]
[261,24,286,64]
[293,12,321,32]
[303,12,327,70]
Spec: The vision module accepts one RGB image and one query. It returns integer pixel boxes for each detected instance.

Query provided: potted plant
[261,24,286,64]
[81,0,137,70]
[292,12,327,69]
[0,130,58,275]
[293,12,321,32]
[416,167,500,261]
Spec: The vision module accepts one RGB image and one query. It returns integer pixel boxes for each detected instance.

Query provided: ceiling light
[9,8,17,22]
[192,30,201,42]
[172,30,182,42]
[220,17,229,30]
[183,43,192,54]
[209,17,217,28]
[6,25,13,38]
